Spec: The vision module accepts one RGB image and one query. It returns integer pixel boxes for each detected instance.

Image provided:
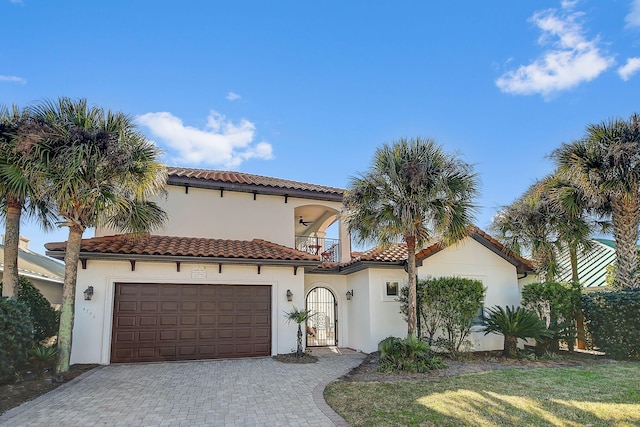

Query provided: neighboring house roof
[166,167,345,202]
[557,239,617,287]
[0,244,64,284]
[45,234,322,268]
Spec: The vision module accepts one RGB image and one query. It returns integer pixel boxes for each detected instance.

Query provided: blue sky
[2,0,640,254]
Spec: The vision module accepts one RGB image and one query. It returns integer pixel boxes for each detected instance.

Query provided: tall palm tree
[0,104,55,299]
[491,181,560,282]
[31,97,168,373]
[541,175,608,283]
[343,137,478,336]
[553,114,640,289]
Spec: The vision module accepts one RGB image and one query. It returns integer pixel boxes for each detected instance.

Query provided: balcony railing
[295,235,340,263]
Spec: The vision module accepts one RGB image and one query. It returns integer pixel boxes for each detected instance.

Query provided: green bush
[377,336,447,373]
[0,277,60,342]
[0,298,35,379]
[29,345,59,377]
[521,281,582,352]
[399,276,484,355]
[582,289,640,359]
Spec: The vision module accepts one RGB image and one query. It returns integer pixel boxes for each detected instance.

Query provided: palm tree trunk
[56,224,84,374]
[611,196,640,289]
[504,335,518,358]
[406,236,417,337]
[297,324,303,358]
[2,198,22,300]
[569,245,579,284]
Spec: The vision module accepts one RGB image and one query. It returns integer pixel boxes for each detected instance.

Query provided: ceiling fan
[299,216,314,226]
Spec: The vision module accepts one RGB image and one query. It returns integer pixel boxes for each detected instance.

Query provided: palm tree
[553,114,640,289]
[343,137,479,336]
[492,175,605,283]
[283,306,315,358]
[484,305,550,358]
[491,181,560,282]
[0,104,55,299]
[31,97,168,373]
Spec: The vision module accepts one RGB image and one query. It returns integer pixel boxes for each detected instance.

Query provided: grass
[325,362,640,426]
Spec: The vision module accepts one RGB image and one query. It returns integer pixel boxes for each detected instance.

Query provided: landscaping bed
[0,364,98,415]
[339,349,611,382]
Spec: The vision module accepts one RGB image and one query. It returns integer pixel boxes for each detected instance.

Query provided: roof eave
[45,250,321,269]
[167,177,344,202]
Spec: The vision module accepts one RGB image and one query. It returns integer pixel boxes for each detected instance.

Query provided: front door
[305,287,337,347]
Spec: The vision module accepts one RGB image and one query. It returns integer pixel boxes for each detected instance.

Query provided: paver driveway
[0,348,365,427]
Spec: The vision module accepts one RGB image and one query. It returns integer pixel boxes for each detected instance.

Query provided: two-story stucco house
[45,167,533,365]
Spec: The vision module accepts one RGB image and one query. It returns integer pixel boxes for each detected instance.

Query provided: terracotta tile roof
[337,227,534,273]
[166,167,344,198]
[45,234,321,262]
[358,244,408,262]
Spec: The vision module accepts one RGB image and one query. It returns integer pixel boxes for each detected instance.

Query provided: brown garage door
[111,283,271,363]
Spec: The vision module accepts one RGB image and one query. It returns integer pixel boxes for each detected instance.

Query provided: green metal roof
[557,240,616,288]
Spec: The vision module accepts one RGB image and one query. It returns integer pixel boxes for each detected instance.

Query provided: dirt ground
[0,364,98,415]
[340,350,614,383]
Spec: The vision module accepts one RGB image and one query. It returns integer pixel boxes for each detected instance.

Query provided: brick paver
[0,348,365,427]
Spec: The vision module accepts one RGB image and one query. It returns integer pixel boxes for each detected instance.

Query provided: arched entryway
[305,287,337,347]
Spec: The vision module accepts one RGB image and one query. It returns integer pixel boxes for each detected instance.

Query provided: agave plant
[483,305,550,358]
[29,345,59,378]
[283,306,315,358]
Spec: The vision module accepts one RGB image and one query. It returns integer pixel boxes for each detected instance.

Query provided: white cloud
[496,2,614,97]
[136,110,273,169]
[618,57,640,80]
[0,75,26,84]
[226,91,241,101]
[626,0,640,28]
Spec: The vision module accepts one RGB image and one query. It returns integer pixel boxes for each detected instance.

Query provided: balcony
[295,235,340,263]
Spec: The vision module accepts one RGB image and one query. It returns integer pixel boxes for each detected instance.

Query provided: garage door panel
[117,301,137,312]
[115,316,136,327]
[111,284,271,363]
[160,330,177,340]
[139,316,157,327]
[139,302,158,312]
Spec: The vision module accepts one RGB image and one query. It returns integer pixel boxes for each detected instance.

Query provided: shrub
[29,345,59,377]
[377,336,447,373]
[483,305,550,358]
[0,277,60,342]
[582,289,640,359]
[399,276,484,355]
[521,281,582,352]
[0,298,35,379]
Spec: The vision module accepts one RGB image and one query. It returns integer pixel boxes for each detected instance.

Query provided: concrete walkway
[0,348,365,427]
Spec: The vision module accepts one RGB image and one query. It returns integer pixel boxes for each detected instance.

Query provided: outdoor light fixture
[84,286,94,301]
[346,289,354,301]
[286,289,293,302]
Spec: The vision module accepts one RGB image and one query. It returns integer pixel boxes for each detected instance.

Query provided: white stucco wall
[70,259,304,365]
[418,236,523,352]
[343,270,372,353]
[96,186,344,250]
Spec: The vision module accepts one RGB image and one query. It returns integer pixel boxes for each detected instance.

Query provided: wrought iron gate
[305,287,337,347]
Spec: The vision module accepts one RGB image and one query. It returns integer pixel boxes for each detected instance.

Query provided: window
[472,304,485,326]
[386,281,399,297]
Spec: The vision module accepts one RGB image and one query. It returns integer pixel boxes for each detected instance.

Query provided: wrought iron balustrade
[295,235,340,263]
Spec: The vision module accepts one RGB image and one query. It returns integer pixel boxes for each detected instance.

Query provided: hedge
[0,298,35,379]
[582,288,640,359]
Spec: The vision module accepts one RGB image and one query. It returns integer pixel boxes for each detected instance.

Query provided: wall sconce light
[346,289,354,301]
[286,289,293,302]
[84,286,94,301]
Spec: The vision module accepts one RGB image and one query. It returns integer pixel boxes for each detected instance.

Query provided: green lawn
[325,363,640,426]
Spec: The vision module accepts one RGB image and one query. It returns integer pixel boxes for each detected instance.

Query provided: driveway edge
[0,366,103,422]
